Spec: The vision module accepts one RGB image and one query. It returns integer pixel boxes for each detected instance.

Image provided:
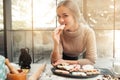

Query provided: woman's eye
[63,15,68,17]
[57,15,60,18]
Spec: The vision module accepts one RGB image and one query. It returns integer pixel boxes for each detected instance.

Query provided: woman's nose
[59,18,64,24]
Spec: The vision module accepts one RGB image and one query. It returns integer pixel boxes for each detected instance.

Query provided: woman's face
[57,6,77,31]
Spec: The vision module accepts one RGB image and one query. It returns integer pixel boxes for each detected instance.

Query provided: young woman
[51,0,97,66]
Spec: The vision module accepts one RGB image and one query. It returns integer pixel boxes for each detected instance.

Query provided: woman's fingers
[59,25,65,30]
[58,25,65,34]
[54,25,65,35]
[52,25,65,44]
[53,59,65,66]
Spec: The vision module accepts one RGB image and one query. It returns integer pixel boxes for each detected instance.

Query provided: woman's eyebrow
[62,13,67,15]
[57,13,68,17]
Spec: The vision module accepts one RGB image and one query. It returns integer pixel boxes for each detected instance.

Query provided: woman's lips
[60,25,65,30]
[60,24,71,32]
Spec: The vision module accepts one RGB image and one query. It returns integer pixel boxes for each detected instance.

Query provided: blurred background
[0,0,120,63]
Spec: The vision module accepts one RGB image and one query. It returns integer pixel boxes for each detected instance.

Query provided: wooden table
[28,63,105,80]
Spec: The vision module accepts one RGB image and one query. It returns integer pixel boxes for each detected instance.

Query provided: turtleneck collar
[63,25,83,38]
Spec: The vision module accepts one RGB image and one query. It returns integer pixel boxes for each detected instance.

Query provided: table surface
[7,57,114,80]
[27,63,112,80]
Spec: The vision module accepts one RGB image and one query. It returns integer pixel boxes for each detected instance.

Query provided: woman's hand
[53,25,65,44]
[52,59,79,67]
[52,59,66,66]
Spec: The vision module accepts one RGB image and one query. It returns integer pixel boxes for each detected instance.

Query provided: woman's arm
[52,59,78,66]
[51,25,65,65]
[51,43,62,64]
[77,27,97,65]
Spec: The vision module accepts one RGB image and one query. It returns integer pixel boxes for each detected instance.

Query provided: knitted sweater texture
[60,24,97,64]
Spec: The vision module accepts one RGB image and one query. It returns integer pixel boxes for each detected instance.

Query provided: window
[0,0,4,56]
[12,0,57,30]
[33,0,56,30]
[11,0,58,62]
[84,0,120,59]
[12,0,32,30]
[0,0,3,30]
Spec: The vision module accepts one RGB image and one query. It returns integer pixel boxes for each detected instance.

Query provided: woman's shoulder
[80,23,94,32]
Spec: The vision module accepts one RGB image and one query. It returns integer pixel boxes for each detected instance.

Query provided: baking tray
[51,68,100,78]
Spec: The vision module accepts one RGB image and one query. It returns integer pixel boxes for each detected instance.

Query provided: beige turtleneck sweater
[59,24,97,64]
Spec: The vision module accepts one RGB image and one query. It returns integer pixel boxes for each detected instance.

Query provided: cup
[113,58,120,76]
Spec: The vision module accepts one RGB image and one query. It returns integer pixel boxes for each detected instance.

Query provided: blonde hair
[57,0,87,24]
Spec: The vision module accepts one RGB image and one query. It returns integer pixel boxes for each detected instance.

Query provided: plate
[51,68,100,78]
[99,68,114,76]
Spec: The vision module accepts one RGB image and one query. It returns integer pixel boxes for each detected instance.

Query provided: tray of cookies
[51,63,100,78]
